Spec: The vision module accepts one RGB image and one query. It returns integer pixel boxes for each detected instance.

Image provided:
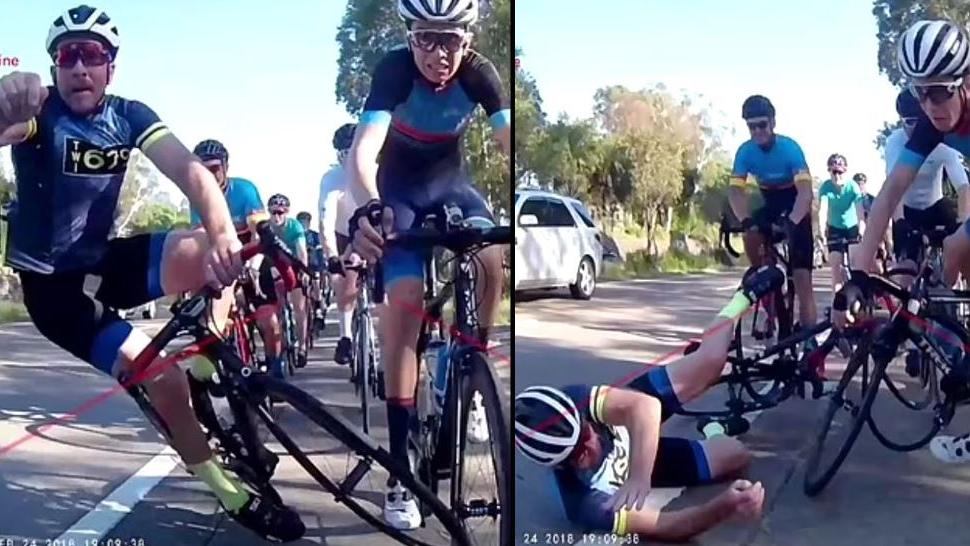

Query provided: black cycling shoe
[296,351,308,369]
[334,337,353,365]
[227,492,306,542]
[741,266,784,303]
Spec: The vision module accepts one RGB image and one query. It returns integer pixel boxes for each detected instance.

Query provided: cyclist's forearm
[641,497,735,542]
[817,201,828,235]
[349,149,380,204]
[297,245,309,266]
[728,187,750,221]
[789,180,812,224]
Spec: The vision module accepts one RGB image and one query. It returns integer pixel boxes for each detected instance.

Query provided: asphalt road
[515,269,970,546]
[0,310,510,546]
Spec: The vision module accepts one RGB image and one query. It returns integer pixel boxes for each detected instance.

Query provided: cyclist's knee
[158,229,210,294]
[703,436,752,479]
[381,280,424,347]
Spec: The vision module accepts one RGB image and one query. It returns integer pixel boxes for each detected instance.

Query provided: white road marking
[55,447,181,542]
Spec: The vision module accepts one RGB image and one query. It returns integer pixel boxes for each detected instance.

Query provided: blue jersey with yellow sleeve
[730,135,811,190]
[190,177,266,233]
[6,88,170,273]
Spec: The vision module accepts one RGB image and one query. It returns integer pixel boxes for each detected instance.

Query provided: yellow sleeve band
[24,117,38,140]
[613,507,630,534]
[794,172,813,184]
[729,176,749,188]
[247,211,270,231]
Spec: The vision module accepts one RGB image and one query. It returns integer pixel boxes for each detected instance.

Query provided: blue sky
[0,1,359,213]
[516,0,901,193]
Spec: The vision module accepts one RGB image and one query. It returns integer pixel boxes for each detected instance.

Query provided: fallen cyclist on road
[0,5,302,541]
[513,266,784,542]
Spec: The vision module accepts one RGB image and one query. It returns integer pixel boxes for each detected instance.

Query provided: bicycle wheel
[253,375,473,546]
[355,311,372,434]
[803,319,887,496]
[450,351,511,546]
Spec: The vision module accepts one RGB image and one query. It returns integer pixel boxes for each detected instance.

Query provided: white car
[514,190,604,299]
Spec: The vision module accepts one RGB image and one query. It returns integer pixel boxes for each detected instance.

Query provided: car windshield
[568,200,597,228]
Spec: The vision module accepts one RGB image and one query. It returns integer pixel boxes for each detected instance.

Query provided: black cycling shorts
[893,199,958,263]
[826,225,859,254]
[243,258,280,308]
[17,233,167,375]
[378,157,494,289]
[751,187,814,270]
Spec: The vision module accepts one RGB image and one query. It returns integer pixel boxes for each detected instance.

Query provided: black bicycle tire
[356,311,372,434]
[803,324,885,497]
[452,351,511,546]
[254,375,472,546]
[881,348,938,411]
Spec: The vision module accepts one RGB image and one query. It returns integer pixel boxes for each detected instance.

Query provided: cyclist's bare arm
[788,174,813,224]
[817,197,829,237]
[145,134,235,237]
[347,122,389,204]
[621,492,738,542]
[318,191,342,256]
[598,388,662,490]
[727,180,751,223]
[296,240,309,267]
[0,121,30,147]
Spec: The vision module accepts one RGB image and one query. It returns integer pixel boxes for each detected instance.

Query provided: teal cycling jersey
[269,217,306,256]
[730,135,811,190]
[189,177,265,232]
[818,179,862,230]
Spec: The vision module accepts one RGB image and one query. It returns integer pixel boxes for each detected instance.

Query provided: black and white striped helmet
[398,0,479,26]
[46,5,120,57]
[897,20,970,82]
[514,386,582,467]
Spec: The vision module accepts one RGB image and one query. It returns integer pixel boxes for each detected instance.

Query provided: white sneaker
[467,391,490,444]
[383,479,421,530]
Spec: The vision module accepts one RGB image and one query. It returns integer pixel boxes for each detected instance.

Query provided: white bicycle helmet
[398,0,479,26]
[514,386,582,467]
[46,5,120,57]
[897,20,970,82]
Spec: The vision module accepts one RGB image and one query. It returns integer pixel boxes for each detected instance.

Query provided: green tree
[128,202,190,235]
[530,116,603,202]
[114,150,160,237]
[874,0,970,86]
[514,47,547,183]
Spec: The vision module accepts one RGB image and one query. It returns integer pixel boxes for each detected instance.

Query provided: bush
[603,247,720,279]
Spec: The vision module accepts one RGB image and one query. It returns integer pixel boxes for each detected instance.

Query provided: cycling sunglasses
[746,119,770,131]
[203,162,225,175]
[54,41,112,68]
[407,29,468,53]
[909,79,963,105]
[902,117,919,129]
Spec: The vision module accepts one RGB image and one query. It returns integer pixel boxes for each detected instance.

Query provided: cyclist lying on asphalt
[514,266,783,541]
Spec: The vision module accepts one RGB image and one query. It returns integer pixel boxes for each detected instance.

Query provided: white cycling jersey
[317,164,358,249]
[885,128,968,210]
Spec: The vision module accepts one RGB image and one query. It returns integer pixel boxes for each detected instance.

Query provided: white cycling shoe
[383,479,422,530]
[930,434,970,463]
[467,391,490,444]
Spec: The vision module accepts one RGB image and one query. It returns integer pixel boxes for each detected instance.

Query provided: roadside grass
[0,300,28,323]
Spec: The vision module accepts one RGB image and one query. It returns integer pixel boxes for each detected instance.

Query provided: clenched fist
[0,72,49,129]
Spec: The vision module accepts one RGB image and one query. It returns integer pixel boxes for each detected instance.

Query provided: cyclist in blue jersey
[296,211,326,327]
[855,20,970,287]
[848,20,970,464]
[186,139,285,378]
[817,153,866,293]
[728,95,818,344]
[514,267,781,540]
[347,0,510,530]
[0,5,302,541]
[267,194,309,369]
